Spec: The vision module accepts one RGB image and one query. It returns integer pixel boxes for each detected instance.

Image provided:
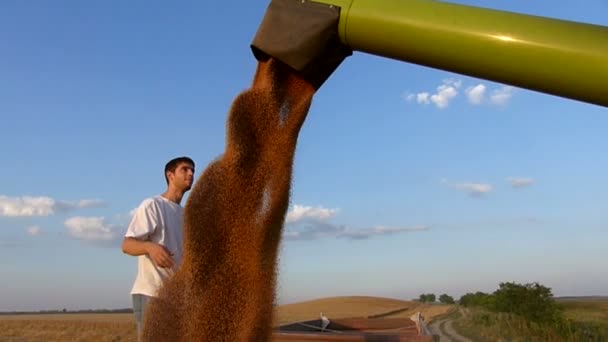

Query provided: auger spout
[252,0,608,107]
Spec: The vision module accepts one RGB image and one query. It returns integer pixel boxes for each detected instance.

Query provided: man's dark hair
[165,156,195,184]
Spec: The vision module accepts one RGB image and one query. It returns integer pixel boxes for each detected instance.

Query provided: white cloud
[79,199,106,208]
[64,216,117,242]
[507,177,535,188]
[490,86,514,105]
[283,204,428,241]
[0,196,55,216]
[403,79,461,109]
[404,79,514,108]
[465,84,486,105]
[54,199,106,211]
[403,91,430,105]
[337,225,430,240]
[431,84,458,109]
[26,225,43,236]
[416,92,430,104]
[285,205,339,223]
[0,195,106,217]
[284,221,345,241]
[284,222,430,241]
[442,179,493,197]
[444,79,462,88]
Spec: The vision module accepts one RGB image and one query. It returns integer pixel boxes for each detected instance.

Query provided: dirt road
[428,309,471,342]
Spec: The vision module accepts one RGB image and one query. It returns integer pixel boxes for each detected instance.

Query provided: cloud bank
[0,195,106,217]
[442,176,535,196]
[404,79,462,109]
[64,216,118,242]
[507,177,535,188]
[284,204,429,241]
[404,79,515,109]
[441,179,493,197]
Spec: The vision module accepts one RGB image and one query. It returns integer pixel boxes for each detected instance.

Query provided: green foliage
[492,281,562,324]
[418,293,436,303]
[459,291,494,307]
[459,281,562,324]
[439,294,455,304]
[457,307,607,341]
[453,282,608,340]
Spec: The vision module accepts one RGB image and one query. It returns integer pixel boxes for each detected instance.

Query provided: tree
[459,291,493,307]
[418,293,436,303]
[491,281,562,323]
[439,294,455,304]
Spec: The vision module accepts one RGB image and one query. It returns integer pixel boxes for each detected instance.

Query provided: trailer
[273,316,433,341]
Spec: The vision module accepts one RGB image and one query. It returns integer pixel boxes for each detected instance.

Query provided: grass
[450,298,608,341]
[558,297,608,326]
[450,311,485,341]
[1,296,453,341]
[426,307,465,341]
[452,309,567,341]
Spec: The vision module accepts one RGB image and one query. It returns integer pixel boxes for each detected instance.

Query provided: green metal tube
[313,0,608,107]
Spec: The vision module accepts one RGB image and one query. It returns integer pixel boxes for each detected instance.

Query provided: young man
[121,156,195,341]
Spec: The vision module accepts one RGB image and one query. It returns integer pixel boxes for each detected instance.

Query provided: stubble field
[0,296,452,341]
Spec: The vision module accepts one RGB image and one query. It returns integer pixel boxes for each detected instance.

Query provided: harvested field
[0,296,453,341]
[0,317,137,342]
[273,295,453,326]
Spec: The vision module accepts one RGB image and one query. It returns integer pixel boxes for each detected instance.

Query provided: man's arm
[121,237,174,269]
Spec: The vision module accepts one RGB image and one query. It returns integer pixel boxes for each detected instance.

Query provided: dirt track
[428,308,471,342]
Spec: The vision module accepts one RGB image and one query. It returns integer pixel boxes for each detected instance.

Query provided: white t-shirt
[125,195,184,297]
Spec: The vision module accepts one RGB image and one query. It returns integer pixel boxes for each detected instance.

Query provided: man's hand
[145,243,174,269]
[121,237,174,269]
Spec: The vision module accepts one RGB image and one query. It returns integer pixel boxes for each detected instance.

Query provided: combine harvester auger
[249,0,607,341]
[251,0,608,108]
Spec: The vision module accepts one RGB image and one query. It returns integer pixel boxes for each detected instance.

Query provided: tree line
[418,281,606,339]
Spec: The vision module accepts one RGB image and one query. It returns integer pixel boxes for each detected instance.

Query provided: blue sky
[1,0,607,311]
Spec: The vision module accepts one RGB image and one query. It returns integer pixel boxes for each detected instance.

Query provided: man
[121,156,195,341]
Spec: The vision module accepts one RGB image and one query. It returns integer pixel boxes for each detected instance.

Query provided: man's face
[168,162,195,191]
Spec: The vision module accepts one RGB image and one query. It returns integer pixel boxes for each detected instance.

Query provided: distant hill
[0,308,133,315]
[273,295,455,326]
[1,295,458,324]
[555,296,608,302]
